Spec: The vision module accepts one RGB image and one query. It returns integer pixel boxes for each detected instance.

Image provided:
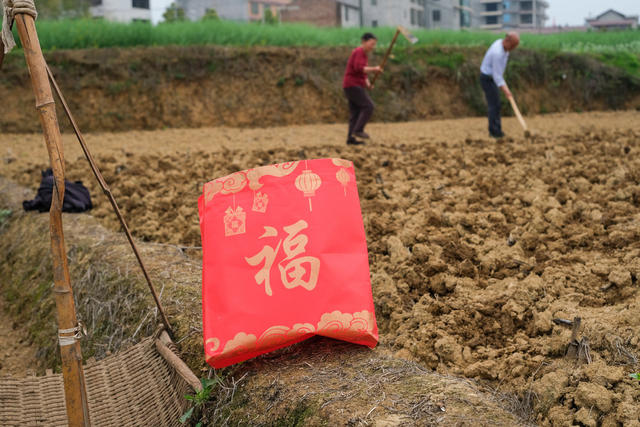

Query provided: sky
[547,0,640,26]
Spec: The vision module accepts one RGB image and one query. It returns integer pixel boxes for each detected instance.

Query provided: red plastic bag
[198,158,378,368]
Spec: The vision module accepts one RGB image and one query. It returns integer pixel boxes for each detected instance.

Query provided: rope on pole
[1,0,37,54]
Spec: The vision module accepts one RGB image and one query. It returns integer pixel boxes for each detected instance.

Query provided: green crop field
[5,19,639,76]
[18,19,640,53]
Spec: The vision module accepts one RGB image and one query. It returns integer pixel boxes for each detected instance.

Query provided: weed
[106,81,131,96]
[598,51,640,76]
[426,51,465,70]
[180,376,223,426]
[0,209,11,225]
[273,401,315,426]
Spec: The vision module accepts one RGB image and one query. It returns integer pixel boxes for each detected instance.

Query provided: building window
[503,13,511,23]
[486,15,498,25]
[372,20,378,27]
[520,1,533,11]
[371,0,377,5]
[132,0,149,9]
[251,2,259,15]
[411,9,416,25]
[460,10,471,27]
[459,0,470,6]
[432,9,441,22]
[485,3,498,12]
[521,13,533,24]
[503,1,510,9]
[417,10,425,27]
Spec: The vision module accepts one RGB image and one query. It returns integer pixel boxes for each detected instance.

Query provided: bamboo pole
[13,13,91,427]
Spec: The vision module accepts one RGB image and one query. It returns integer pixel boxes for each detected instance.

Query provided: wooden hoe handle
[370,29,400,87]
[508,96,528,132]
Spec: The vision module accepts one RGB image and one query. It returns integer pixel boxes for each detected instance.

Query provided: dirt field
[2,111,640,425]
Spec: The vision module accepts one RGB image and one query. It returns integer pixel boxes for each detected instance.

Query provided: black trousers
[480,73,502,136]
[344,86,374,138]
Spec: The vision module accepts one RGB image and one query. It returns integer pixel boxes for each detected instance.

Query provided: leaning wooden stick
[46,63,174,337]
[371,26,418,87]
[13,7,91,427]
[508,95,531,137]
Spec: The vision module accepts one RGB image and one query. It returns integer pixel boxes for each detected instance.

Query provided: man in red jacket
[343,33,383,145]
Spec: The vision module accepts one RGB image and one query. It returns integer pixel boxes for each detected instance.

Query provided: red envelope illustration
[198,158,378,368]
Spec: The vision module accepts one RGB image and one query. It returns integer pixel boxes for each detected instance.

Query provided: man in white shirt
[480,32,520,138]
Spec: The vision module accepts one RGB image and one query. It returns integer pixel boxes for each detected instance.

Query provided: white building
[338,0,361,28]
[90,0,174,24]
[474,0,548,30]
[360,0,426,29]
[357,0,477,31]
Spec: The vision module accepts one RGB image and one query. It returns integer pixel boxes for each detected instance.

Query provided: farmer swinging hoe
[1,1,203,425]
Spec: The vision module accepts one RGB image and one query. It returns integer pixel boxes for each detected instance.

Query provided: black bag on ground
[23,168,93,213]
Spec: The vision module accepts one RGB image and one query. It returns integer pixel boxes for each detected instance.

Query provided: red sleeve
[353,48,368,73]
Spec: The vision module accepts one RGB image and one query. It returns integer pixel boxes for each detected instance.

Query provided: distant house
[91,0,151,23]
[279,0,357,28]
[178,0,360,27]
[90,0,174,24]
[586,9,638,30]
[281,0,470,30]
[336,0,360,28]
[246,0,292,22]
[179,0,292,22]
[473,0,549,31]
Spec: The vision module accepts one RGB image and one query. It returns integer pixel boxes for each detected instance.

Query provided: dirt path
[0,296,38,377]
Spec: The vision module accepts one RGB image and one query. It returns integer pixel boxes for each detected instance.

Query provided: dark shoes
[490,132,505,139]
[347,131,369,145]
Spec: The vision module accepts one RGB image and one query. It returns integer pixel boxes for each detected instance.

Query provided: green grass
[15,19,640,54]
[598,51,640,76]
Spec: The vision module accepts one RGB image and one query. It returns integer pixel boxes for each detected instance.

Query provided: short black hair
[361,33,377,42]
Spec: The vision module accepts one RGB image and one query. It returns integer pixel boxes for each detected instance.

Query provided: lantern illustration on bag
[252,191,269,213]
[224,206,246,237]
[295,166,322,212]
[336,168,350,196]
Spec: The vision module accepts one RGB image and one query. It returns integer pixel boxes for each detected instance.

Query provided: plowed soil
[2,111,640,425]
